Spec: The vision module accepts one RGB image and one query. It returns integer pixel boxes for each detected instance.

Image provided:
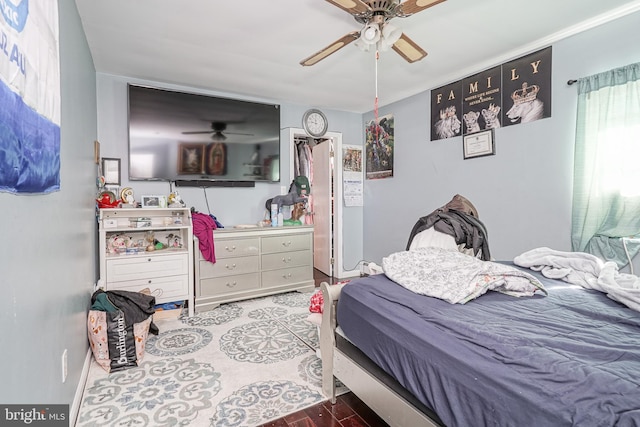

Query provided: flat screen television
[127,84,281,184]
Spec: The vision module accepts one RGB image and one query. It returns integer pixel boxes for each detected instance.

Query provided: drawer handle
[281,241,292,247]
[226,281,237,288]
[282,273,292,279]
[225,263,237,270]
[282,257,292,263]
[225,245,237,252]
[147,258,152,262]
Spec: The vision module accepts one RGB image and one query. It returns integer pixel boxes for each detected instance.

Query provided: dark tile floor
[257,392,390,427]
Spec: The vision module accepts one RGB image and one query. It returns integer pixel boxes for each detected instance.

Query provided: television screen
[127,84,281,183]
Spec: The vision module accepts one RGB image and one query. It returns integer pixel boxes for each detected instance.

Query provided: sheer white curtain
[571,62,640,267]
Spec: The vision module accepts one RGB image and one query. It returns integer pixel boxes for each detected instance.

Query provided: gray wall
[95,75,365,272]
[363,10,640,266]
[0,0,97,410]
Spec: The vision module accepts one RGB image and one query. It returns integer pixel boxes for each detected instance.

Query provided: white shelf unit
[98,207,195,317]
[194,226,315,312]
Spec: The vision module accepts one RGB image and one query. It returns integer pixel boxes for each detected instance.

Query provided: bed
[319,249,640,427]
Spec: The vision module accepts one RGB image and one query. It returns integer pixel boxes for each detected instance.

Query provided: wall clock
[302,109,328,138]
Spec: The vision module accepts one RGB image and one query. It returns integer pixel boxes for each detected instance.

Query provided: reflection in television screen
[127,84,281,183]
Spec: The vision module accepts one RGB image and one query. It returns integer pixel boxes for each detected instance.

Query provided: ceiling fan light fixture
[354,38,371,52]
[382,23,402,44]
[360,23,380,44]
[211,131,227,142]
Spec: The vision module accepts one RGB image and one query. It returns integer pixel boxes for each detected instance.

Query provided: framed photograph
[463,129,495,159]
[94,140,100,164]
[178,143,205,174]
[102,157,121,185]
[141,195,166,208]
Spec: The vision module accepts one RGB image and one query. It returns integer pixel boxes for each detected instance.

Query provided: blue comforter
[337,267,640,426]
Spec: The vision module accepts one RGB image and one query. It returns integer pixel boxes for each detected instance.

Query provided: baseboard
[70,349,92,427]
[335,270,361,280]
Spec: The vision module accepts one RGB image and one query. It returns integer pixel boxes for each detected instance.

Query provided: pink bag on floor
[87,310,152,372]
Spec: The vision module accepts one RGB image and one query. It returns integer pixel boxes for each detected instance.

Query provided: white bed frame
[319,282,442,427]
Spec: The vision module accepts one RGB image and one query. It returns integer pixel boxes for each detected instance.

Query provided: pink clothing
[192,212,217,263]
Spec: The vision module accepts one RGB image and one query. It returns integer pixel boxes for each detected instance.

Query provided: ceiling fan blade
[182,130,213,135]
[397,0,446,16]
[324,0,371,16]
[225,131,253,136]
[300,31,360,66]
[392,33,427,63]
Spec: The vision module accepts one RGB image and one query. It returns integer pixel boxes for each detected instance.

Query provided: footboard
[319,281,347,403]
[319,280,442,427]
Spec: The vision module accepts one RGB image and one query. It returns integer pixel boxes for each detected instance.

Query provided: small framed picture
[102,157,121,185]
[178,143,205,174]
[463,129,495,160]
[141,195,166,208]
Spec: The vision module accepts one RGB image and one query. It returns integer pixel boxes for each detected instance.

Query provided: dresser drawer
[106,253,188,282]
[105,275,188,304]
[199,273,260,296]
[261,250,311,271]
[261,265,313,288]
[199,256,259,278]
[214,237,260,259]
[261,233,311,254]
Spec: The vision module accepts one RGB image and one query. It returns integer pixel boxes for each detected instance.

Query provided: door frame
[287,128,346,278]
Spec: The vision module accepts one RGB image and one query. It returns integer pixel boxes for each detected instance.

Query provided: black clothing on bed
[406,210,491,260]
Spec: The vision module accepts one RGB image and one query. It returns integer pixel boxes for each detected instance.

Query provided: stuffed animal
[265,187,307,216]
[290,202,306,221]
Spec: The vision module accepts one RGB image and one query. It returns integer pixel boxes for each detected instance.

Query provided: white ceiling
[74,0,640,113]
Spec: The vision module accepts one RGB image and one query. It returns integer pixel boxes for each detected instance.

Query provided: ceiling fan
[300,0,446,67]
[181,121,252,142]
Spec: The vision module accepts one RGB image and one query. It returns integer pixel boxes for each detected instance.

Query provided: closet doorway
[288,129,344,279]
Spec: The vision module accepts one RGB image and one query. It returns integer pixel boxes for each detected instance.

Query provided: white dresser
[98,207,195,317]
[194,226,315,312]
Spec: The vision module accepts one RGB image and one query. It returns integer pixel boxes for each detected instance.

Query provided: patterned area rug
[76,291,326,427]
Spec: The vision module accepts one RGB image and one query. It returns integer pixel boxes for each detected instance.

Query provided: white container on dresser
[194,226,315,312]
[98,207,195,317]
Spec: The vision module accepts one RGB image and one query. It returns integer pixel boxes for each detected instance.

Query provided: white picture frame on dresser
[194,226,315,312]
[98,207,195,317]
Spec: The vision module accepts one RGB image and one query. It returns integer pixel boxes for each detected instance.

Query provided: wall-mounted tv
[127,84,281,184]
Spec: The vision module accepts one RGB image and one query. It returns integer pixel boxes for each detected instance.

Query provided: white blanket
[514,247,640,312]
[382,247,546,304]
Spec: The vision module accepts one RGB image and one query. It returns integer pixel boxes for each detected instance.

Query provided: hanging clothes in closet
[294,137,315,225]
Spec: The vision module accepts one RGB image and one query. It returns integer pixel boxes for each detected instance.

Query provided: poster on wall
[0,1,60,194]
[366,114,394,180]
[502,46,552,127]
[342,144,363,206]
[430,81,463,141]
[462,66,502,134]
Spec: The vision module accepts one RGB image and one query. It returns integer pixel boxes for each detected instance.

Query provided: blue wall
[0,0,98,416]
[363,11,640,264]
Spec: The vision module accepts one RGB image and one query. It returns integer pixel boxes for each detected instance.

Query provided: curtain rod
[567,79,578,85]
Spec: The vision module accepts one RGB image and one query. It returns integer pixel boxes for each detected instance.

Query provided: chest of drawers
[194,226,314,312]
[98,207,195,317]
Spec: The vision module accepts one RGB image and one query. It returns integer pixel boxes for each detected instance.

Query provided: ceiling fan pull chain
[374,49,379,143]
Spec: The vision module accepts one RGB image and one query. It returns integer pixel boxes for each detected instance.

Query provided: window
[571,62,640,267]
